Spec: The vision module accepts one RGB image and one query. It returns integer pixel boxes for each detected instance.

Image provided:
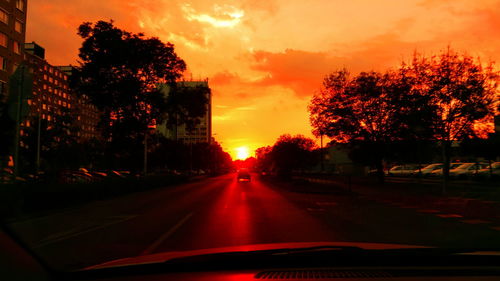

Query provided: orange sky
[26,0,500,159]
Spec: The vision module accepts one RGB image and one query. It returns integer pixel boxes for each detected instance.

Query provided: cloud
[249,49,336,97]
[181,3,244,28]
[244,37,424,98]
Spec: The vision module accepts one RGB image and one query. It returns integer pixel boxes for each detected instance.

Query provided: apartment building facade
[23,42,100,142]
[0,0,26,100]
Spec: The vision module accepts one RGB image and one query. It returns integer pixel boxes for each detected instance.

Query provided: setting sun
[235,146,250,160]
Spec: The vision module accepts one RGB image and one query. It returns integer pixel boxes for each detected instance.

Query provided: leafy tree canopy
[74,20,186,140]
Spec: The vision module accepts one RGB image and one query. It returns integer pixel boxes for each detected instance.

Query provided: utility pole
[143,131,148,176]
[13,65,25,179]
[320,133,324,172]
[36,114,41,173]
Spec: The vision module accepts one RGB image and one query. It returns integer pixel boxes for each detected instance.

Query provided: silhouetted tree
[21,108,80,172]
[270,134,317,177]
[73,20,186,170]
[165,84,210,136]
[255,146,273,172]
[309,70,405,182]
[403,48,498,189]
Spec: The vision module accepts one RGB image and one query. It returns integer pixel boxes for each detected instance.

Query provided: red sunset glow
[26,0,500,159]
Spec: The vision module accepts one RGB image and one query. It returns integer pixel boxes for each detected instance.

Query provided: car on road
[237,168,251,182]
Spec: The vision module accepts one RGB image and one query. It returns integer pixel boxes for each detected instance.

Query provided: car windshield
[449,163,463,169]
[454,163,475,170]
[1,0,500,274]
[423,164,442,170]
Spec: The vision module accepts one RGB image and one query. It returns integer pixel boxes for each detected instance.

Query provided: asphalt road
[7,173,500,271]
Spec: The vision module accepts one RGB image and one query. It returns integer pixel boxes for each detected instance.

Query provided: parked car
[59,170,94,184]
[0,167,13,183]
[387,164,421,176]
[414,163,442,177]
[430,163,463,177]
[89,171,108,182]
[449,163,488,179]
[108,170,127,178]
[476,162,500,179]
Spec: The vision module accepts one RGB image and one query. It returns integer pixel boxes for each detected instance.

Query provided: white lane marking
[437,214,463,218]
[34,215,137,248]
[141,212,193,255]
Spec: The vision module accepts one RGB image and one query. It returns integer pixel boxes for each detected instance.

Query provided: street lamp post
[320,133,324,172]
[143,131,148,176]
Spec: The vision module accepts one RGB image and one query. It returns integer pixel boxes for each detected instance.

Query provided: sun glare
[236,146,250,160]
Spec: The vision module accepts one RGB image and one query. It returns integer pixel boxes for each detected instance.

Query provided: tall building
[23,42,100,141]
[0,0,27,100]
[58,65,100,140]
[158,80,212,144]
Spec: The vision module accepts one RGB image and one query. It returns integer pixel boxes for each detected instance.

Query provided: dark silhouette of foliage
[20,108,80,172]
[73,20,187,170]
[165,84,210,133]
[403,48,498,184]
[309,47,498,185]
[148,135,232,173]
[256,134,317,177]
[309,69,406,181]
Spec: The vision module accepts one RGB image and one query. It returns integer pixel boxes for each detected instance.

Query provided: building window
[16,0,24,12]
[0,9,8,25]
[0,33,7,48]
[14,20,23,33]
[13,41,21,54]
[0,56,6,71]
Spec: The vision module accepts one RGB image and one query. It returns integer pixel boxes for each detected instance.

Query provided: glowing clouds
[181,3,244,28]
